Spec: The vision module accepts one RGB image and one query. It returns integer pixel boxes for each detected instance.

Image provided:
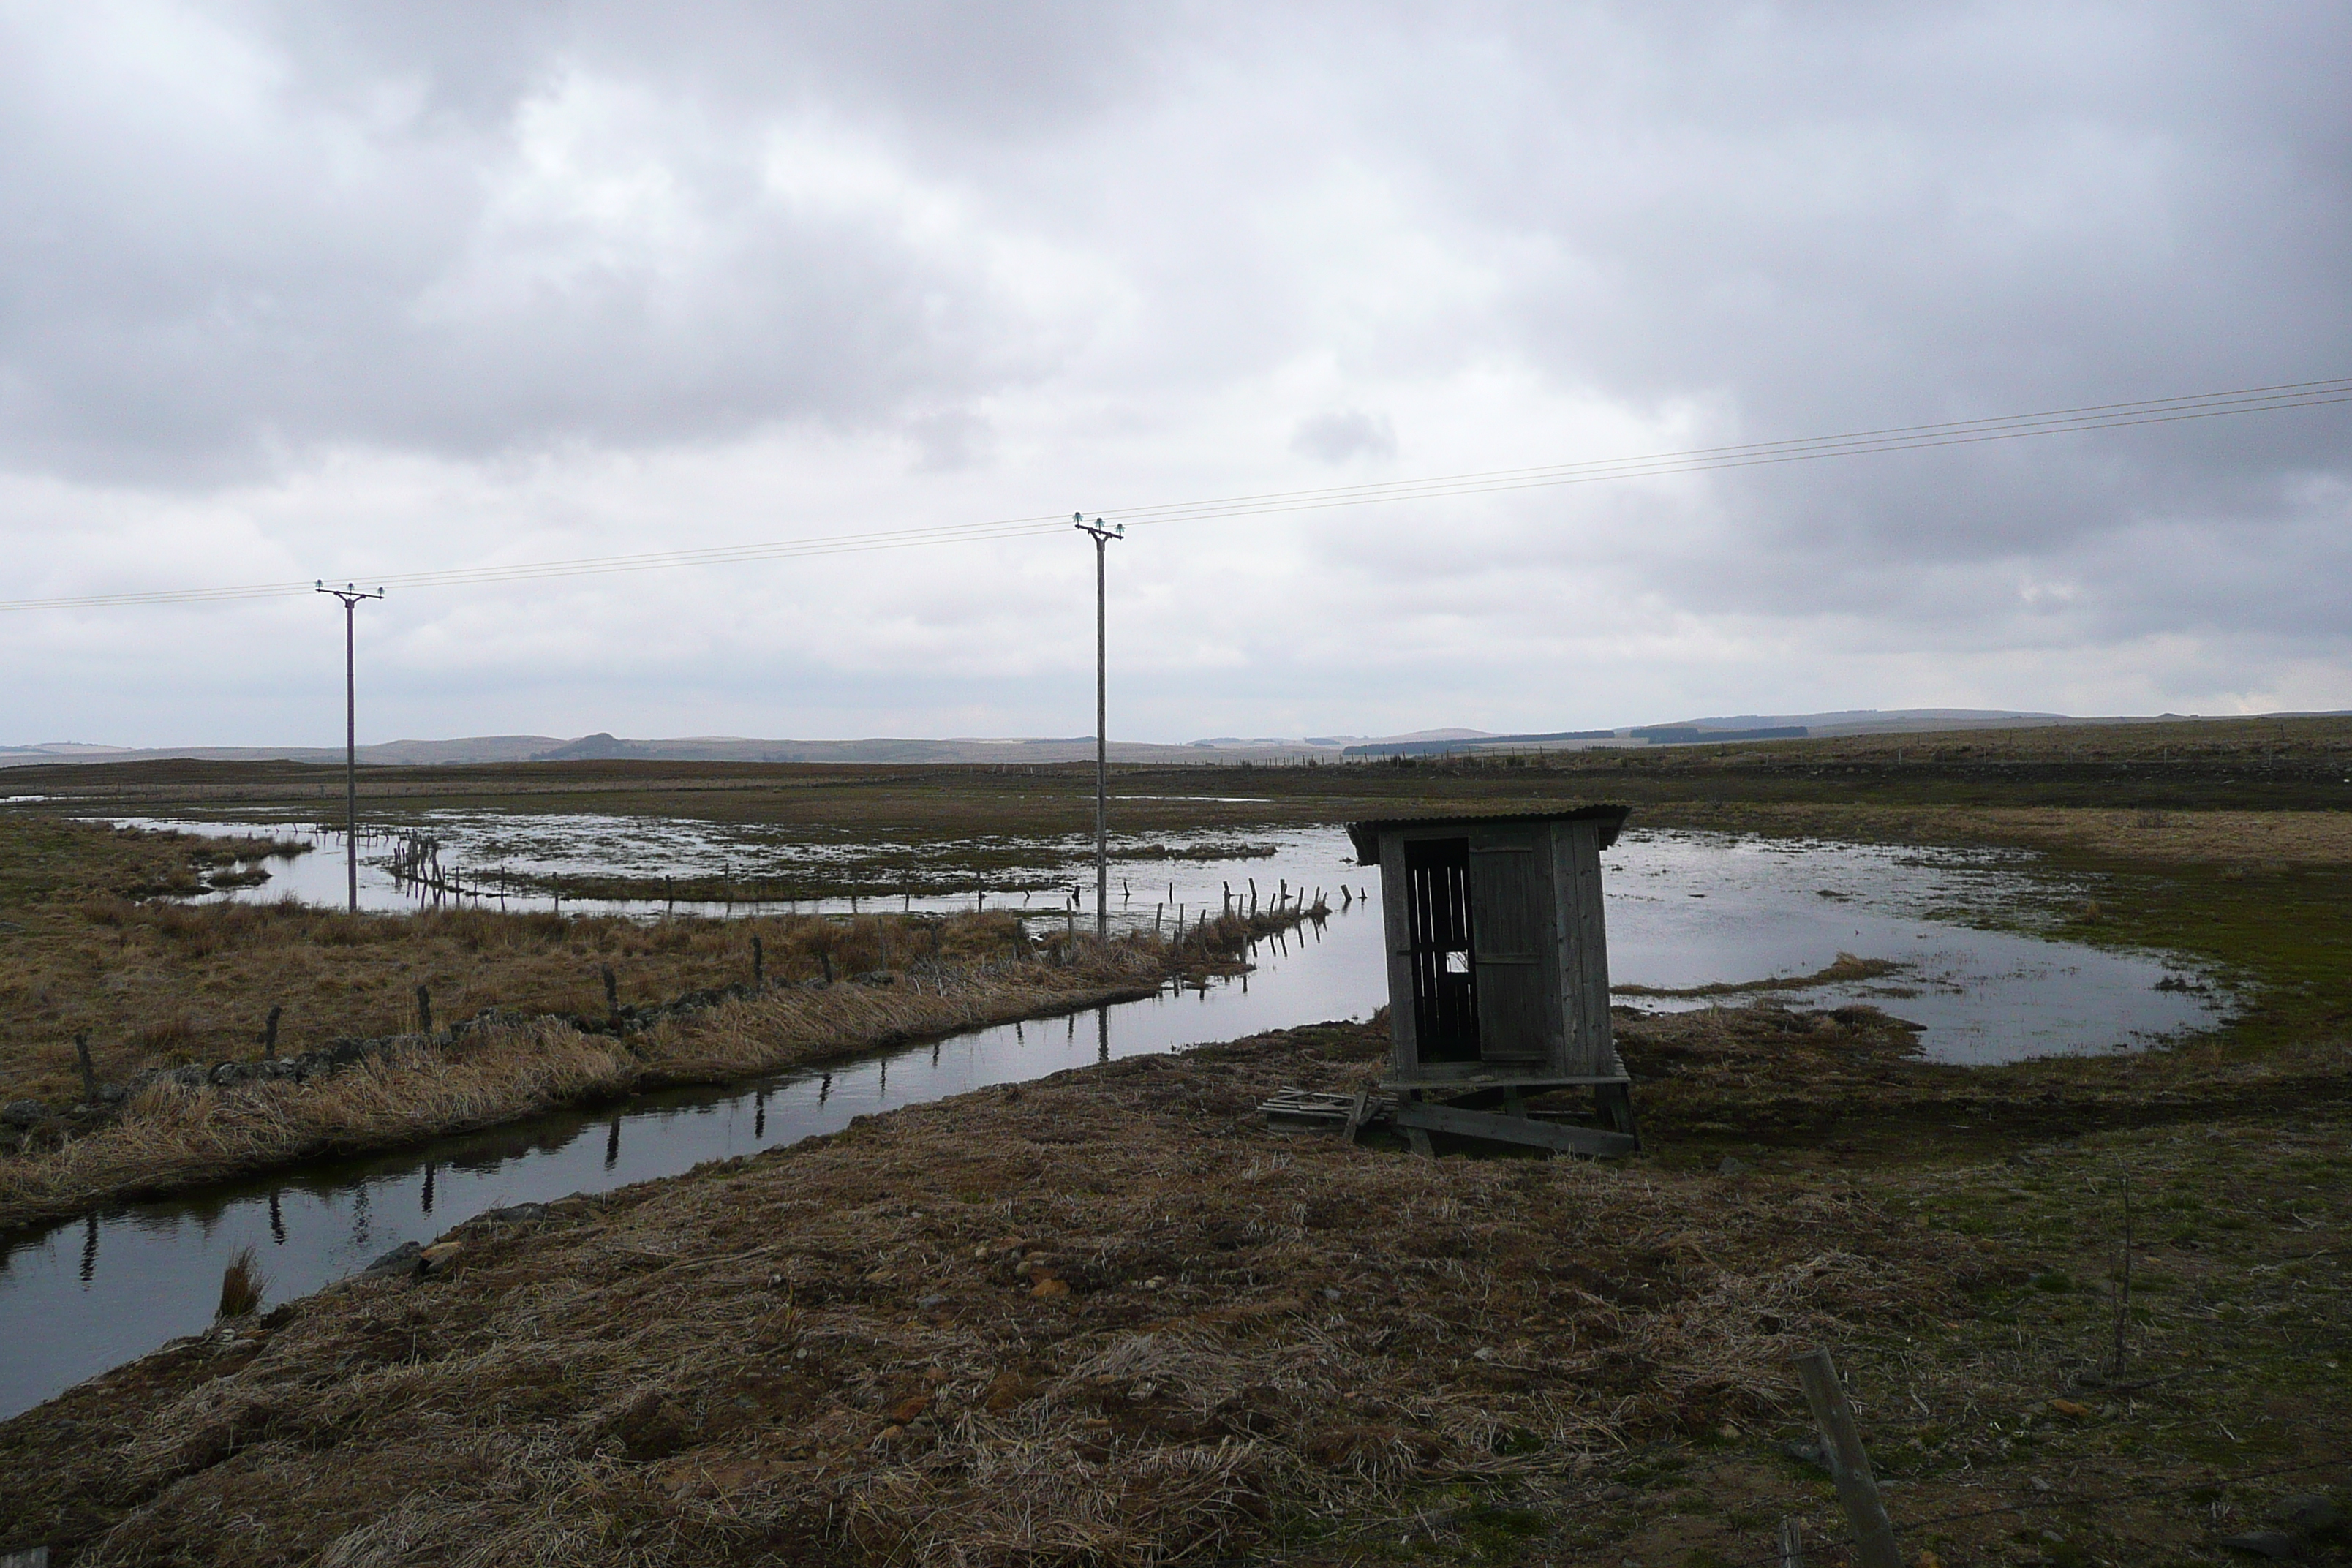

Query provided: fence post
[1792,1346,1901,1568]
[602,964,621,1027]
[1779,1517,1803,1568]
[415,985,431,1036]
[261,1005,282,1059]
[74,1033,99,1103]
[752,935,765,987]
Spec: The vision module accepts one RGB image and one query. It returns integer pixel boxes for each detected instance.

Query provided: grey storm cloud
[1,1,2348,742]
[0,2,1171,480]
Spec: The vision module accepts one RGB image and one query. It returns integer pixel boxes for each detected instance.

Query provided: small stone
[887,1394,930,1425]
[916,1293,947,1309]
[1781,1435,1831,1472]
[1,1099,49,1131]
[2215,1530,2300,1559]
[359,1241,423,1278]
[418,1241,462,1274]
[1323,1287,1342,1301]
[1471,1346,1496,1362]
[2048,1398,2092,1420]
[1718,1156,1749,1177]
[1031,1277,1071,1300]
[2277,1495,2342,1536]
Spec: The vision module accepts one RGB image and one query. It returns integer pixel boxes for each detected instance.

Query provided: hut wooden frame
[1348,804,1638,1151]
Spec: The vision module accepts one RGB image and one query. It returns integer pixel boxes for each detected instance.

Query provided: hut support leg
[1595,1082,1641,1150]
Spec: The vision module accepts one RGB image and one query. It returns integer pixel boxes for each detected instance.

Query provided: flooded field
[0,818,2232,1420]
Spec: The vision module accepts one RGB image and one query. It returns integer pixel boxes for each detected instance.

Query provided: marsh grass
[1613,950,1904,999]
[214,1245,265,1319]
[0,814,1157,1104]
[0,935,1181,1232]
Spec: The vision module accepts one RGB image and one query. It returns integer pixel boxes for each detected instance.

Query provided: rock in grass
[2275,1495,2342,1537]
[2215,1530,2301,1559]
[1779,1435,1831,1472]
[359,1241,423,1279]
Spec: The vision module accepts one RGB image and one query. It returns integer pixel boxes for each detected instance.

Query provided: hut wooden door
[1401,836,1480,1062]
[1467,824,1560,1065]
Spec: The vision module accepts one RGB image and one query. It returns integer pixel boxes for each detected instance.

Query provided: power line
[3,375,2345,613]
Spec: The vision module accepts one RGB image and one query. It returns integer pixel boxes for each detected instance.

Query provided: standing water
[0,825,2227,1419]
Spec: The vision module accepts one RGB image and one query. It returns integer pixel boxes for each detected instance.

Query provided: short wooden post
[1779,1517,1803,1568]
[601,964,621,1025]
[415,985,431,1035]
[261,1005,282,1059]
[818,951,834,984]
[2110,1168,2134,1377]
[1792,1347,1901,1568]
[752,935,764,987]
[74,1033,99,1102]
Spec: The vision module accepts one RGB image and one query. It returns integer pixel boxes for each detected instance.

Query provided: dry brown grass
[0,813,1142,1106]
[0,940,1176,1233]
[1636,800,2352,867]
[216,1245,267,1319]
[0,1018,1986,1567]
[1613,950,1901,998]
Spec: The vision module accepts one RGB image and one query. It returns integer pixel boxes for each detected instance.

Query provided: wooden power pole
[1074,515,1123,941]
[315,581,385,913]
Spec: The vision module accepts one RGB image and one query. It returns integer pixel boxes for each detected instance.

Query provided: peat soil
[1,1006,2343,1567]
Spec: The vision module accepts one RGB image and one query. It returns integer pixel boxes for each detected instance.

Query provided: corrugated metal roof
[1344,803,1630,863]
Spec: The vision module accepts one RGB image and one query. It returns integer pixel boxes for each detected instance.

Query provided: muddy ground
[1,1006,2342,1567]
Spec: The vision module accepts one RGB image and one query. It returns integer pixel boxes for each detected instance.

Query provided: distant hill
[6,709,2333,770]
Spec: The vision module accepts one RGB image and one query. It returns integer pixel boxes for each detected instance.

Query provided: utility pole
[315,581,385,913]
[1074,515,1123,941]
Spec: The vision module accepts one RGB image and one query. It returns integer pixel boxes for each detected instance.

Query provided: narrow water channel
[0,826,2229,1420]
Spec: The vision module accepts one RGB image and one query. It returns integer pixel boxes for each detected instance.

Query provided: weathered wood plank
[1392,1099,1637,1157]
[1379,833,1417,1078]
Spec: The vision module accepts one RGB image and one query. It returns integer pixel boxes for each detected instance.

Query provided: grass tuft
[214,1245,265,1319]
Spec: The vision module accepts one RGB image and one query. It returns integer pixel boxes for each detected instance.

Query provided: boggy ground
[0,899,1326,1235]
[1,1007,2343,1568]
[0,818,1116,1107]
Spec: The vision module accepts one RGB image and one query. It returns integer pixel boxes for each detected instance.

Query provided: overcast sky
[4,1,2348,747]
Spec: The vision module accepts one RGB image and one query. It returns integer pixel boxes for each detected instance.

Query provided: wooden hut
[1346,805,1637,1154]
